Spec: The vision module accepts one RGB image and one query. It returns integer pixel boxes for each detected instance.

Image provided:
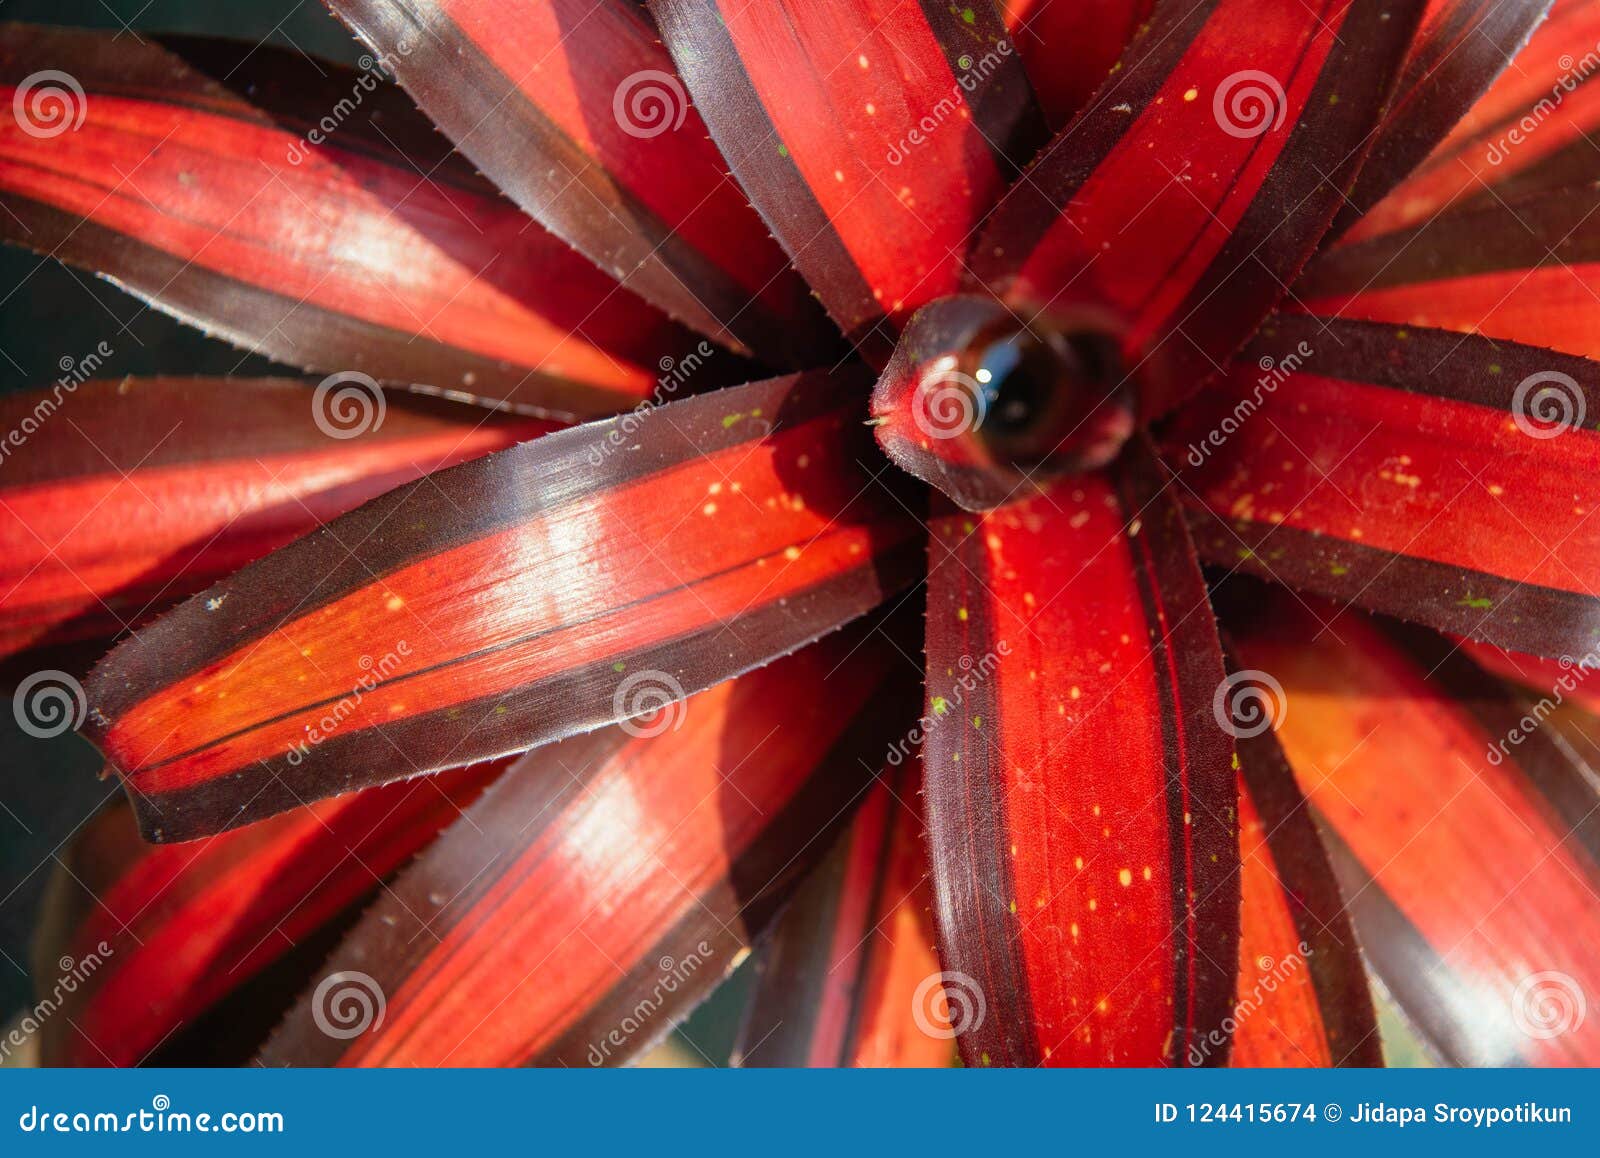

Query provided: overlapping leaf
[324,0,831,364]
[259,637,916,1067]
[969,0,1423,419]
[734,768,951,1067]
[1167,314,1600,659]
[1230,594,1600,1065]
[0,26,707,418]
[38,763,503,1066]
[652,0,1046,358]
[921,438,1238,1066]
[84,369,922,841]
[0,378,550,659]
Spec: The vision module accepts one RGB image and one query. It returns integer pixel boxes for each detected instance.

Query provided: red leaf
[734,766,952,1067]
[257,635,917,1066]
[83,371,923,841]
[1230,721,1382,1067]
[0,27,708,419]
[1330,0,1555,237]
[323,0,831,365]
[39,762,504,1067]
[650,0,1046,358]
[921,439,1238,1066]
[1230,595,1600,1065]
[1298,187,1600,360]
[969,0,1422,420]
[1001,1,1154,129]
[1167,314,1600,659]
[0,378,550,660]
[1343,0,1596,243]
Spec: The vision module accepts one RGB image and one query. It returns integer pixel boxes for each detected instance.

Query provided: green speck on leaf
[932,696,950,716]
[1458,595,1494,610]
[612,661,626,673]
[494,704,509,716]
[973,716,983,729]
[722,412,746,429]
[1330,564,1349,576]
[777,143,789,157]
[961,7,976,23]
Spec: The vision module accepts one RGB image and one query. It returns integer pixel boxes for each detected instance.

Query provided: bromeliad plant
[3,0,1600,1067]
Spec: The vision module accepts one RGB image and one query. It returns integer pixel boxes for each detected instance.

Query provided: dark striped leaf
[1299,186,1600,360]
[0,378,550,660]
[733,767,952,1067]
[84,370,923,842]
[922,437,1239,1066]
[969,0,1423,420]
[651,0,1046,359]
[37,762,504,1067]
[324,0,832,365]
[258,636,917,1067]
[0,26,707,419]
[1230,595,1600,1065]
[1344,0,1599,243]
[1230,716,1382,1067]
[1331,0,1555,237]
[1167,314,1600,659]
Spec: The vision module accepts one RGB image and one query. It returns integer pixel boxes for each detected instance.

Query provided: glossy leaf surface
[259,638,916,1067]
[84,370,921,841]
[922,439,1238,1066]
